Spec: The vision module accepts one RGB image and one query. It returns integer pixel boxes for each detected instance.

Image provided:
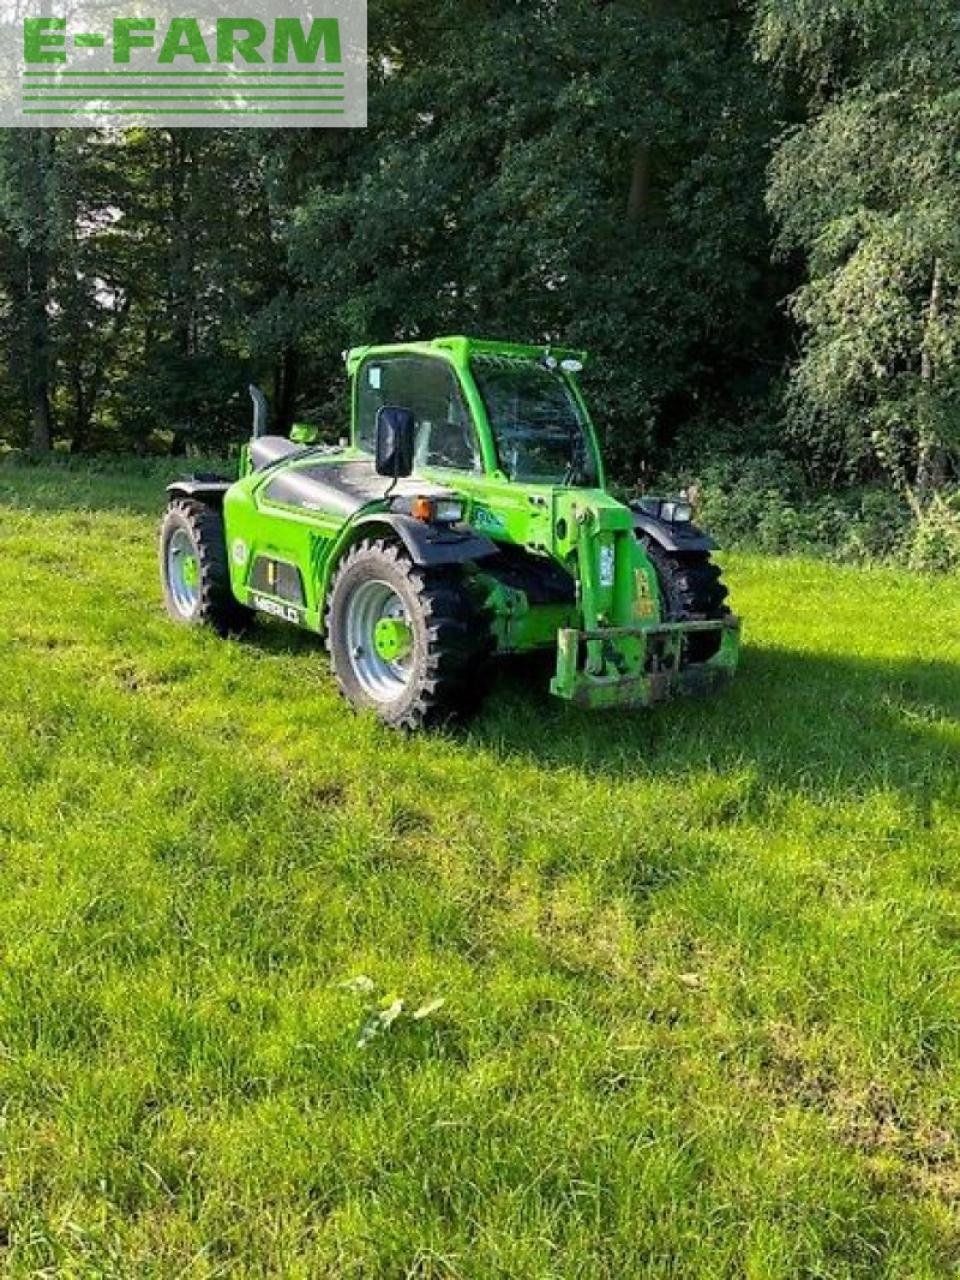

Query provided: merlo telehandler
[160,336,740,728]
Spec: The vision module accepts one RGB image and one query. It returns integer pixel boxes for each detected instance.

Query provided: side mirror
[375,406,415,479]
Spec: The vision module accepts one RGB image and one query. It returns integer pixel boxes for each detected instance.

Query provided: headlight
[660,499,692,524]
[407,496,464,523]
[434,499,464,523]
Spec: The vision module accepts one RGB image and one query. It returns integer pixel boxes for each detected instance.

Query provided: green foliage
[664,453,915,561]
[0,129,316,454]
[0,131,64,450]
[0,460,958,1273]
[758,0,960,500]
[909,493,960,574]
[0,1,784,476]
[0,0,956,558]
[287,0,782,478]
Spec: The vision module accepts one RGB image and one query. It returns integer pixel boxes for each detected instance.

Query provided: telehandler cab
[160,336,740,728]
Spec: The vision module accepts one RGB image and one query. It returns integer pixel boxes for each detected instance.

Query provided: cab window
[356,356,481,472]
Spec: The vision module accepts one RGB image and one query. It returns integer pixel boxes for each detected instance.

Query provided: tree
[0,130,63,451]
[0,0,787,469]
[287,0,782,476]
[758,0,960,502]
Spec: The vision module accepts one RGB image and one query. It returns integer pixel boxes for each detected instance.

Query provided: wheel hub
[343,578,415,703]
[373,616,413,662]
[166,527,201,616]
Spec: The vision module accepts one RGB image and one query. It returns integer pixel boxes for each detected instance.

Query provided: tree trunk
[168,131,194,361]
[25,131,55,452]
[917,256,946,501]
[274,345,299,432]
[2,243,51,452]
[624,0,667,229]
[28,366,52,453]
[25,246,54,453]
[625,140,651,229]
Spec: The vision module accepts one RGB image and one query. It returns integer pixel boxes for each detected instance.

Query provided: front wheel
[639,537,730,663]
[325,539,485,730]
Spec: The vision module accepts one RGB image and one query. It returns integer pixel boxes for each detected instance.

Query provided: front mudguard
[350,513,498,568]
[630,505,718,553]
[550,615,741,709]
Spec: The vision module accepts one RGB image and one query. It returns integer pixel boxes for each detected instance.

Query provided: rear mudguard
[630,505,717,553]
[350,512,498,568]
[167,476,232,508]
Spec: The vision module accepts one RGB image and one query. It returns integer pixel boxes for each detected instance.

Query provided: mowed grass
[0,459,958,1279]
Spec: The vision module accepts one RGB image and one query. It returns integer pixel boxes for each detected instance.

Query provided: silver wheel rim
[166,527,200,617]
[344,579,415,703]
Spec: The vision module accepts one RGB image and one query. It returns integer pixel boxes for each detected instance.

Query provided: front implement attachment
[551,616,741,710]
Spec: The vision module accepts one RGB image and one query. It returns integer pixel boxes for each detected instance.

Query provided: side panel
[223,478,340,631]
[222,479,498,635]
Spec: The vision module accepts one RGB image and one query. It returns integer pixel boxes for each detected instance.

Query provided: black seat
[250,436,301,470]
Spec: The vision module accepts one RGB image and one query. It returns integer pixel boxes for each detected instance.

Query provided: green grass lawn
[1,460,958,1278]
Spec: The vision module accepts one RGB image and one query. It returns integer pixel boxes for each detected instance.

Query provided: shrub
[909,494,960,573]
[657,453,923,565]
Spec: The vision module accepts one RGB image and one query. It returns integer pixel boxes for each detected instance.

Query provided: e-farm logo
[0,0,365,126]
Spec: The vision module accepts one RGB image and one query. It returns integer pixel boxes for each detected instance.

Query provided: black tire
[325,538,486,730]
[639,537,729,663]
[159,499,252,636]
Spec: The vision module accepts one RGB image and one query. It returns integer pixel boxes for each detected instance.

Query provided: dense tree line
[0,0,957,528]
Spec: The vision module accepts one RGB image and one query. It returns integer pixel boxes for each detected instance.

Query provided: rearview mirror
[375,406,415,479]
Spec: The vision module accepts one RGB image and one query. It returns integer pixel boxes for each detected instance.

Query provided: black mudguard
[166,476,232,507]
[351,513,498,567]
[630,506,718,553]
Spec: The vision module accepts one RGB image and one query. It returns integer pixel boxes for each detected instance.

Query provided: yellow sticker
[633,570,656,618]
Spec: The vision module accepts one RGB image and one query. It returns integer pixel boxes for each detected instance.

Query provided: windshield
[471,357,597,486]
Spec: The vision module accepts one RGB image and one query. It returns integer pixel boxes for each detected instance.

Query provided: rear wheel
[326,538,485,730]
[639,537,729,663]
[159,499,252,635]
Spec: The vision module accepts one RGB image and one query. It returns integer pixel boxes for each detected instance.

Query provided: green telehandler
[160,336,740,729]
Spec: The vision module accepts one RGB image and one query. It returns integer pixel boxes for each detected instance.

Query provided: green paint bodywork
[220,335,741,709]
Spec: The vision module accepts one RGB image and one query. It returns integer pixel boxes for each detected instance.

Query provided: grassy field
[0,459,958,1278]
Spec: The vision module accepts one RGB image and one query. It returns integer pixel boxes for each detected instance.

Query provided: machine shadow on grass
[466,644,959,805]
[238,615,325,658]
[233,619,958,810]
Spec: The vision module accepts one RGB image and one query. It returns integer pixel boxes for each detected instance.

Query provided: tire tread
[160,499,251,636]
[639,536,730,662]
[325,538,488,730]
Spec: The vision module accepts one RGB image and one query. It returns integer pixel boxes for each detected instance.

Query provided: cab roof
[345,335,589,377]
